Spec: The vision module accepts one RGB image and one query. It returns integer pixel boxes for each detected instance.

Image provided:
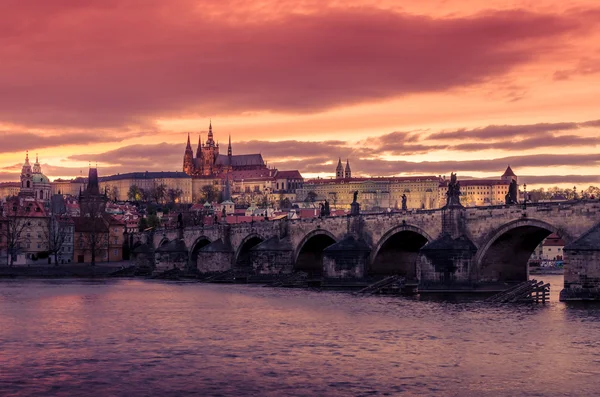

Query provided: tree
[43,214,71,266]
[146,214,161,228]
[167,188,183,203]
[127,185,143,202]
[77,197,108,266]
[108,185,120,202]
[138,217,149,232]
[0,203,30,266]
[150,184,167,204]
[200,184,220,203]
[306,191,318,203]
[259,193,269,208]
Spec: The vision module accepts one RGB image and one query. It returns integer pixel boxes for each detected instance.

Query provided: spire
[345,159,351,179]
[25,151,30,165]
[228,134,232,157]
[35,153,39,164]
[336,157,343,179]
[186,132,191,149]
[196,133,202,158]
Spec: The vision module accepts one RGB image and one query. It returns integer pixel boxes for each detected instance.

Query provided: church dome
[32,173,50,184]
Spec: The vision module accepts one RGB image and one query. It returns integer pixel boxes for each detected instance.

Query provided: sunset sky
[1,0,599,187]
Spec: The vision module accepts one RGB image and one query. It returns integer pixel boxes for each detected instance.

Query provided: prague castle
[183,121,266,177]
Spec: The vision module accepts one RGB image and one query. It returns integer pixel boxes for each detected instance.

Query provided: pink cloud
[0,1,595,128]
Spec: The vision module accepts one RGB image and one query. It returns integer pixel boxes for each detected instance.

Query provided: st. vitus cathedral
[183,121,267,177]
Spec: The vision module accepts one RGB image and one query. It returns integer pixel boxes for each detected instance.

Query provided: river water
[1,275,600,397]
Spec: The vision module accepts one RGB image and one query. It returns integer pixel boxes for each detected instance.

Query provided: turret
[345,159,351,179]
[335,158,343,179]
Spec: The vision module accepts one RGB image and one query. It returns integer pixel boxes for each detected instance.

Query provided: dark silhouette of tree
[77,198,108,266]
[200,184,220,203]
[0,203,30,267]
[167,188,183,203]
[306,191,318,203]
[150,184,167,204]
[43,214,71,266]
[127,185,143,202]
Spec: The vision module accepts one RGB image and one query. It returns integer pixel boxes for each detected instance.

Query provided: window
[114,249,118,256]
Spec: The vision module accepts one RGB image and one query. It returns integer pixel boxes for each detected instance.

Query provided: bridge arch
[234,234,265,268]
[475,218,569,282]
[158,238,169,248]
[369,225,432,278]
[294,229,337,276]
[190,236,212,267]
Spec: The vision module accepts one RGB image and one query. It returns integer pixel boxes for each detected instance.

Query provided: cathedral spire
[345,159,351,179]
[336,157,343,179]
[186,132,191,149]
[228,134,232,157]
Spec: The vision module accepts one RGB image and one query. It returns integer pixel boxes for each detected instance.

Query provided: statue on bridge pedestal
[351,191,360,215]
[505,180,518,205]
[445,173,463,208]
[324,200,330,216]
[401,194,407,211]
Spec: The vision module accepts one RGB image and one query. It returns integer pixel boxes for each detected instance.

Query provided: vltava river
[1,276,600,397]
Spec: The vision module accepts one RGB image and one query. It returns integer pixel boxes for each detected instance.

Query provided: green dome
[32,173,50,183]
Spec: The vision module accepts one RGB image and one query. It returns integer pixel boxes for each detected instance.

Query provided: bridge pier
[322,236,371,278]
[196,239,234,273]
[249,237,294,275]
[561,224,600,300]
[418,234,477,287]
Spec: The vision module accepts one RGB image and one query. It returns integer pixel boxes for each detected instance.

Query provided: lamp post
[523,183,527,210]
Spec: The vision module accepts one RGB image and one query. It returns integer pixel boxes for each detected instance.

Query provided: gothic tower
[183,133,195,175]
[345,159,351,179]
[336,158,343,179]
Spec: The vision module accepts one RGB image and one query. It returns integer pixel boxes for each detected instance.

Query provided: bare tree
[43,214,71,265]
[150,183,167,204]
[0,203,30,266]
[167,188,183,203]
[77,197,108,266]
[108,185,119,202]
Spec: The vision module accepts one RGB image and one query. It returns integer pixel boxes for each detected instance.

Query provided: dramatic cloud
[519,175,600,185]
[0,1,595,128]
[0,130,148,154]
[427,121,589,141]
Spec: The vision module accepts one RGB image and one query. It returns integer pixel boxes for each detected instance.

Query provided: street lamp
[523,183,527,209]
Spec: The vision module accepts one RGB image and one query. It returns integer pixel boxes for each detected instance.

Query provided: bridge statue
[351,191,360,215]
[445,173,463,208]
[401,194,407,211]
[505,180,518,205]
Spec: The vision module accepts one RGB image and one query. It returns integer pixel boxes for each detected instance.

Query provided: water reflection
[1,276,600,397]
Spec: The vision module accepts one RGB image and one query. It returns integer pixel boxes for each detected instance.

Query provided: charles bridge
[132,200,600,298]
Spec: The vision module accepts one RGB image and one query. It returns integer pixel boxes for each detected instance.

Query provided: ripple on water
[1,276,599,396]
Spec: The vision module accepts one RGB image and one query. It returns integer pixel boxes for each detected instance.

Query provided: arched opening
[235,236,264,268]
[371,230,429,279]
[26,181,30,188]
[190,237,211,267]
[479,223,557,283]
[295,232,336,276]
[158,238,169,248]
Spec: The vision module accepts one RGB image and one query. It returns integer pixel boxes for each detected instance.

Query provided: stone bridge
[133,201,600,294]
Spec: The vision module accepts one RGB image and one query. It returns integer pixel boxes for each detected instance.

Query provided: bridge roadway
[133,200,600,296]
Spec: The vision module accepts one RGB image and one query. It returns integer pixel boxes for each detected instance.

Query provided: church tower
[336,158,343,179]
[19,151,34,198]
[345,159,351,179]
[183,133,195,175]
